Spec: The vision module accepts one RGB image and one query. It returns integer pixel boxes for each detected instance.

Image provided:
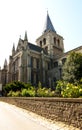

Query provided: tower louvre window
[54,37,56,44]
[40,41,42,47]
[43,38,46,45]
[58,39,60,47]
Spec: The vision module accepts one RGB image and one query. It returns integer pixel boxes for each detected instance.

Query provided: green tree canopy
[62,51,82,83]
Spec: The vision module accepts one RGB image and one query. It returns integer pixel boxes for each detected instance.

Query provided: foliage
[56,80,82,98]
[38,81,42,88]
[4,79,82,98]
[55,52,82,98]
[4,81,26,93]
[55,80,66,96]
[62,52,82,83]
[21,88,35,97]
[4,81,34,97]
[4,81,56,97]
[61,83,80,98]
[56,81,66,92]
[7,90,21,97]
[36,82,55,97]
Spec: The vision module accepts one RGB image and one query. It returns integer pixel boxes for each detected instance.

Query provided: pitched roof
[28,43,42,52]
[43,12,56,33]
[28,42,48,54]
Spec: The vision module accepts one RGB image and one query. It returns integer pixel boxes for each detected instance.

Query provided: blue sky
[0,0,82,68]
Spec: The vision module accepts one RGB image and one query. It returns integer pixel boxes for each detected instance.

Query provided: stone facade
[0,13,82,88]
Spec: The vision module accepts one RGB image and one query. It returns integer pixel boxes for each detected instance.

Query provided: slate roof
[43,12,56,33]
[28,42,43,52]
[28,42,48,54]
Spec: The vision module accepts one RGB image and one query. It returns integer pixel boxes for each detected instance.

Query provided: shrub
[55,80,67,96]
[7,90,21,97]
[61,83,82,98]
[4,81,25,93]
[37,87,55,97]
[21,88,35,97]
[21,89,30,97]
[61,83,79,98]
[55,80,82,98]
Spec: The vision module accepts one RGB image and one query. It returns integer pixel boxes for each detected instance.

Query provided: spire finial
[47,9,48,15]
[19,35,21,39]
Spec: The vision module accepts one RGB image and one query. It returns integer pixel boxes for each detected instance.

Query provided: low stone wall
[0,97,82,129]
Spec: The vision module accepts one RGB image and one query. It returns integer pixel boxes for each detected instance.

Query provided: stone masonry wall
[0,97,82,129]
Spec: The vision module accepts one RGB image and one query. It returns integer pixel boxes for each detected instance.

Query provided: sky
[0,0,82,68]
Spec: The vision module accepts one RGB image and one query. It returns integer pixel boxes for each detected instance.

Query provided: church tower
[36,12,64,57]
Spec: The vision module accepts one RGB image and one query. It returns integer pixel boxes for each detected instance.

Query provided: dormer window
[43,38,46,45]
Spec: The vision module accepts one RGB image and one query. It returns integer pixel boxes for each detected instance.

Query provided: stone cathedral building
[0,12,82,88]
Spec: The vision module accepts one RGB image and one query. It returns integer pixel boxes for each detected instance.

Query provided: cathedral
[0,12,82,88]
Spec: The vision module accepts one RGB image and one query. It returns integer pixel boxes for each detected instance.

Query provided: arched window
[43,38,46,45]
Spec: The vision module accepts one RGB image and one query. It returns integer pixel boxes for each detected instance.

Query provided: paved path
[0,102,51,130]
[0,102,79,130]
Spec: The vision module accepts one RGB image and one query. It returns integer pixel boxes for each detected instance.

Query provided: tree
[62,51,82,83]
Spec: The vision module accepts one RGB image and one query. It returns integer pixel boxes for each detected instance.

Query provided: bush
[21,89,30,97]
[61,83,79,98]
[4,81,26,93]
[7,90,21,97]
[37,87,55,97]
[55,80,67,96]
[55,80,82,98]
[21,88,35,97]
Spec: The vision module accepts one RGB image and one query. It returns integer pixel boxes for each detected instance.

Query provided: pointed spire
[12,43,15,51]
[43,12,56,33]
[18,35,21,45]
[24,31,28,41]
[4,59,7,69]
[12,43,15,55]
